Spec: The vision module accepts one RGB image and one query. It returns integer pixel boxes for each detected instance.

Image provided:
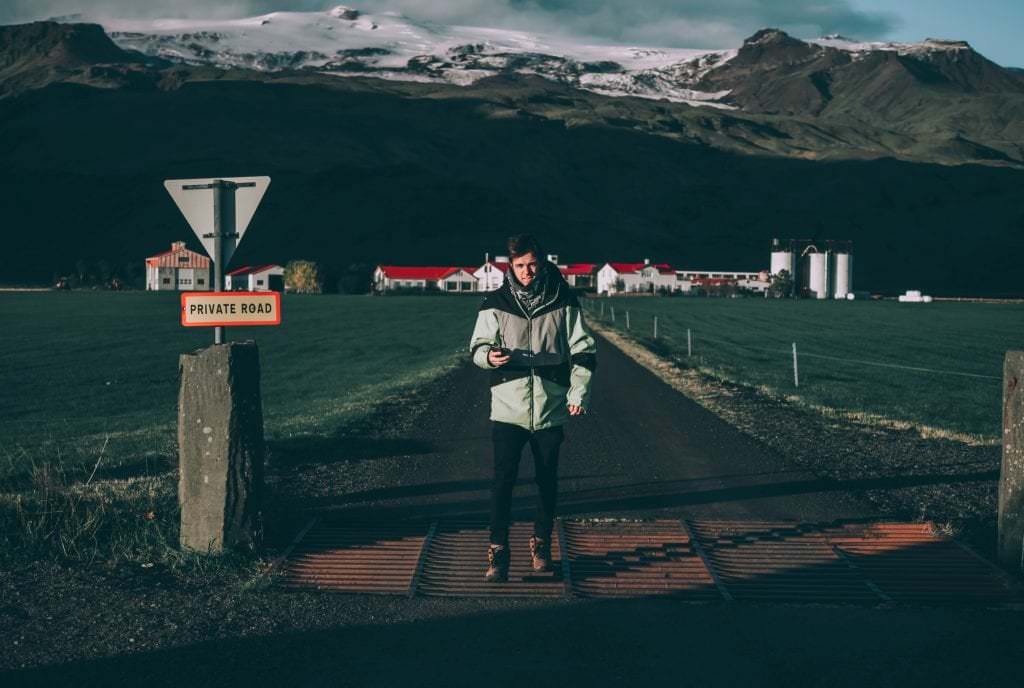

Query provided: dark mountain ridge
[0,21,166,96]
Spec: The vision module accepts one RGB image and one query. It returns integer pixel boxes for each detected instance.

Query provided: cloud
[0,0,899,48]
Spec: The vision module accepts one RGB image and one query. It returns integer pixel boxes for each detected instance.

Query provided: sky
[2,0,1022,67]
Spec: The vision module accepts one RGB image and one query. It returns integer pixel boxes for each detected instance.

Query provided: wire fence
[581,296,1006,437]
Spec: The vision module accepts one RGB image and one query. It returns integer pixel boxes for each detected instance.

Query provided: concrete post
[178,341,265,553]
[999,351,1024,571]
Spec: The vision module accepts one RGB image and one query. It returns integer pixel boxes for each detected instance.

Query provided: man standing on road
[469,235,597,582]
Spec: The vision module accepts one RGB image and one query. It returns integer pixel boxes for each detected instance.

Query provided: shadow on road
[268,434,435,469]
[307,470,999,523]
[6,596,1022,688]
[310,473,620,506]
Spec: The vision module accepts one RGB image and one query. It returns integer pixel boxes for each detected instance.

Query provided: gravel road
[290,330,875,525]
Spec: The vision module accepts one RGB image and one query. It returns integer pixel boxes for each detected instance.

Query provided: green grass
[586,297,1021,440]
[0,292,480,481]
[0,291,479,571]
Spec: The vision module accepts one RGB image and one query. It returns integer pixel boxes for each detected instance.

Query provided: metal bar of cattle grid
[830,542,891,603]
[269,517,319,576]
[681,519,733,602]
[407,520,438,598]
[950,537,1024,595]
[556,518,573,598]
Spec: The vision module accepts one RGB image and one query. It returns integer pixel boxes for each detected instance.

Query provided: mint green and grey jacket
[469,272,597,431]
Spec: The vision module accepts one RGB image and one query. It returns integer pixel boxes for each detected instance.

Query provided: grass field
[585,297,1021,441]
[0,292,480,482]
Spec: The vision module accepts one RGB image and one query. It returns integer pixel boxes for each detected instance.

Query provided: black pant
[490,421,564,546]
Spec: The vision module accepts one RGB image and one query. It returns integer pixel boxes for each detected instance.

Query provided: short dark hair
[507,234,543,259]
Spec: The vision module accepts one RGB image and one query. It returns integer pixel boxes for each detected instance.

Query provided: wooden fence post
[999,351,1024,571]
[792,342,800,388]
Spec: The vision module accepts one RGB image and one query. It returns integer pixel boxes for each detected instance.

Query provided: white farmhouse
[145,241,210,291]
[597,260,683,294]
[225,264,285,292]
[472,255,510,292]
[374,266,479,293]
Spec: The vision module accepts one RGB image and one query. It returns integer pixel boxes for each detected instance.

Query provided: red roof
[606,262,674,274]
[378,266,471,280]
[226,264,282,276]
[146,243,210,268]
[560,263,598,276]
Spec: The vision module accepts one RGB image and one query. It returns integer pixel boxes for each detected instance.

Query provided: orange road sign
[181,292,281,327]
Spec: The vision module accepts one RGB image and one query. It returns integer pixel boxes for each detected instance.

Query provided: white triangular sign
[163,176,270,267]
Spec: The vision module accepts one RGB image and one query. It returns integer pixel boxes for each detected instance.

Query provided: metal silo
[770,238,794,277]
[808,251,828,299]
[833,251,852,299]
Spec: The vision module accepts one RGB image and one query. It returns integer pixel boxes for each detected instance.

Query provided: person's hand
[568,404,586,416]
[488,347,511,367]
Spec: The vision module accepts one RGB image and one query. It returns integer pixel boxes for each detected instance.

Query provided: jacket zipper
[512,284,560,431]
[527,316,534,430]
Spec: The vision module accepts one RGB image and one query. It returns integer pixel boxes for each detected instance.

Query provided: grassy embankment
[0,292,478,573]
[585,297,1019,442]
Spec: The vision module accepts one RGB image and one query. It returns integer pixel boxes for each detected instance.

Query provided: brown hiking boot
[529,535,552,572]
[485,543,509,582]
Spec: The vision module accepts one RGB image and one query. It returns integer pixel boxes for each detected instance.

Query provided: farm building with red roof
[559,263,599,289]
[597,259,684,295]
[225,264,285,292]
[374,265,479,293]
[145,241,211,291]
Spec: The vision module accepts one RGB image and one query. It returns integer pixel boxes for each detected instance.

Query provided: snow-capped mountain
[810,34,972,58]
[85,5,738,107]
[45,5,1020,112]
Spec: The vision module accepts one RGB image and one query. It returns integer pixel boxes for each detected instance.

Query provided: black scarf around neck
[507,260,559,316]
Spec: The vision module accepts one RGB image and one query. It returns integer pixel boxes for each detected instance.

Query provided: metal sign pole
[212,182,225,345]
[190,178,245,345]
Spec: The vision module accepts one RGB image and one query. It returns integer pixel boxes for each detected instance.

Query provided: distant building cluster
[145,242,283,292]
[143,239,851,297]
[374,254,771,295]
